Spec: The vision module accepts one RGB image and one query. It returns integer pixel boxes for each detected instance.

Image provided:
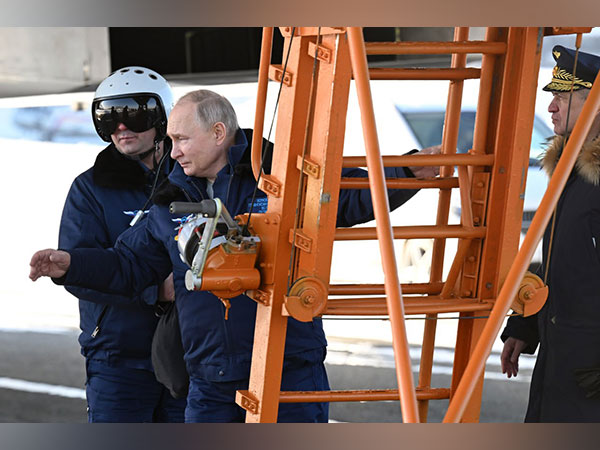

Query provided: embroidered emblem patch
[248,197,268,213]
[123,210,149,217]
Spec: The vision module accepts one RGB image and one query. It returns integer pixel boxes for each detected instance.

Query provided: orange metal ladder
[234,26,583,422]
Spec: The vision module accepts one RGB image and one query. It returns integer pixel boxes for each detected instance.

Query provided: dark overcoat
[503,135,600,422]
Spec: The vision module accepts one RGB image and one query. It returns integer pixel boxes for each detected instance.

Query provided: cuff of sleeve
[501,315,539,354]
[51,248,70,285]
[51,274,67,286]
[403,149,419,178]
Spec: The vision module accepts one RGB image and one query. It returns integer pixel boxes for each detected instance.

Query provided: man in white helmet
[55,67,186,422]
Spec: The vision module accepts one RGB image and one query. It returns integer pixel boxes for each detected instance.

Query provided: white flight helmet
[92,66,174,143]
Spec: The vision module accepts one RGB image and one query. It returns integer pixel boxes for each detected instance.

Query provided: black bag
[151,302,189,399]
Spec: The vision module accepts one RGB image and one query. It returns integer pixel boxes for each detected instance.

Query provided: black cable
[286,27,322,295]
[129,141,171,226]
[243,27,296,236]
[544,45,582,282]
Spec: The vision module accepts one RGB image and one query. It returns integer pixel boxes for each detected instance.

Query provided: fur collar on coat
[541,135,600,186]
[93,144,149,190]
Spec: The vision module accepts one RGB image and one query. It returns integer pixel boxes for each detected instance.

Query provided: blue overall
[59,143,186,422]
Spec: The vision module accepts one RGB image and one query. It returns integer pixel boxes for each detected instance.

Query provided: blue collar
[168,128,248,196]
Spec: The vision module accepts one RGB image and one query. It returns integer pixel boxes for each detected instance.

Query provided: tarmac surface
[0,327,532,423]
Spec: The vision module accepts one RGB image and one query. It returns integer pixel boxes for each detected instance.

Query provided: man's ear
[213,122,227,145]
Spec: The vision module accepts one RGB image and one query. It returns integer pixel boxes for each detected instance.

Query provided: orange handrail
[347,26,419,423]
[342,153,495,168]
[251,27,273,181]
[335,225,486,241]
[365,41,506,55]
[367,67,480,80]
[339,177,458,189]
[279,388,451,402]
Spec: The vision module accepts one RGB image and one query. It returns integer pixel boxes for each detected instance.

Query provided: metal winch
[170,199,261,299]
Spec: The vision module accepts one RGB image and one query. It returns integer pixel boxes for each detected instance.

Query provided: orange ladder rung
[340,177,459,190]
[325,297,493,316]
[342,153,495,168]
[366,67,481,81]
[335,225,486,241]
[277,387,451,403]
[364,41,506,56]
[329,282,444,296]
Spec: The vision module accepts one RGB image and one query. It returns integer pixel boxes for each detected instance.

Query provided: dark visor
[92,95,163,137]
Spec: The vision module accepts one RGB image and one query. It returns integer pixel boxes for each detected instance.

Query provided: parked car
[0,91,102,146]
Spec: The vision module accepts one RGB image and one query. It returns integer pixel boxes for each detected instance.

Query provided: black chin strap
[122,144,157,162]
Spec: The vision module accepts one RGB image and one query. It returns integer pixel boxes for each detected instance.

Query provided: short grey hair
[178,89,239,134]
[578,88,591,100]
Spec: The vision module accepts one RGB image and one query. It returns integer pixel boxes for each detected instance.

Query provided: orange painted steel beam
[420,26,469,422]
[342,154,495,168]
[335,225,486,241]
[367,67,481,81]
[477,27,542,304]
[347,26,419,423]
[445,67,600,424]
[328,282,444,296]
[251,27,273,181]
[289,31,353,289]
[471,28,499,156]
[449,27,543,423]
[279,388,451,402]
[325,297,493,315]
[242,31,316,423]
[440,28,500,421]
[241,32,301,423]
[439,28,469,181]
[438,167,476,298]
[365,41,506,55]
[440,169,475,300]
[440,239,473,300]
[443,27,550,423]
[340,177,458,189]
[242,30,355,422]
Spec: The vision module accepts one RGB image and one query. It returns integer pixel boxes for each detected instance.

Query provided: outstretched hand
[29,249,71,281]
[408,144,441,178]
[500,336,528,378]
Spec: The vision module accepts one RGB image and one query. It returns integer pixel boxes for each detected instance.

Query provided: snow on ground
[0,138,101,332]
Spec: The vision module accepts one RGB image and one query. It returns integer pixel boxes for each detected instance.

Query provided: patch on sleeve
[248,197,268,213]
[123,209,149,217]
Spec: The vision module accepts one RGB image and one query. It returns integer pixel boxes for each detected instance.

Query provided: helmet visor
[92,95,163,137]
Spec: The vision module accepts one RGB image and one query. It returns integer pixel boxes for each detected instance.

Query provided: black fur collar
[93,144,148,190]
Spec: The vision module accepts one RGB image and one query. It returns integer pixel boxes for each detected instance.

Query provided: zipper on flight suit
[91,305,108,338]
